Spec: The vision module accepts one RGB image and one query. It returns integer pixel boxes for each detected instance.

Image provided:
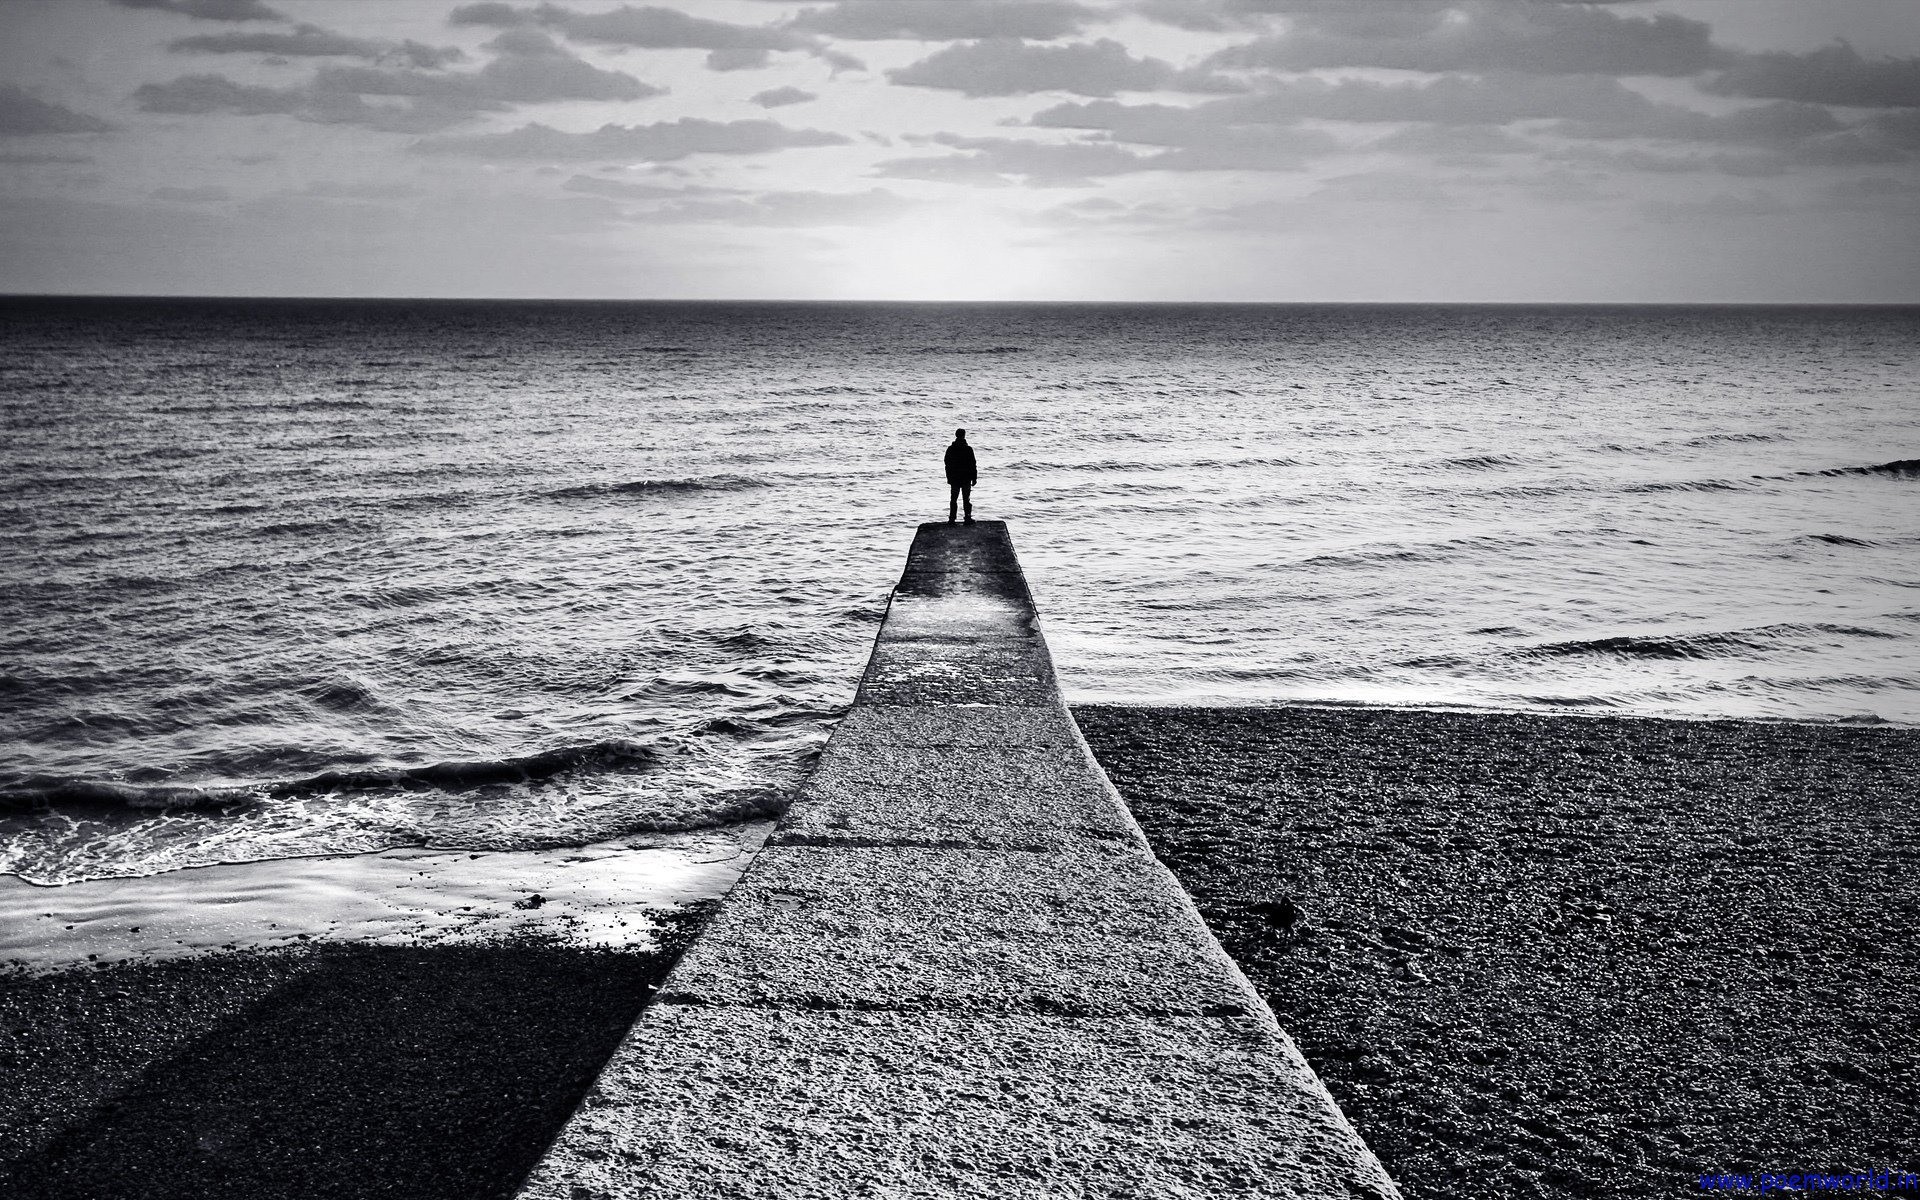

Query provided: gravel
[1074,704,1919,1200]
[0,908,711,1199]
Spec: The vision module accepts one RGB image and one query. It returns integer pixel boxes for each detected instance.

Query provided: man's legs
[961,484,973,523]
[948,484,959,523]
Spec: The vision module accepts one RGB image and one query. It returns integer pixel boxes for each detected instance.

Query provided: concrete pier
[518,522,1399,1199]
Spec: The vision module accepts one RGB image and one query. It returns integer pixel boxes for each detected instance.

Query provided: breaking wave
[0,739,659,814]
[1515,623,1899,662]
[1799,458,1920,480]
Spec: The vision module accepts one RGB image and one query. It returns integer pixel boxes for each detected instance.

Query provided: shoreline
[1077,703,1918,1198]
[0,825,769,975]
[1061,693,1916,730]
[6,702,1913,1196]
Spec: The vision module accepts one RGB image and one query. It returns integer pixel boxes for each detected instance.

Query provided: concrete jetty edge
[517,521,1401,1199]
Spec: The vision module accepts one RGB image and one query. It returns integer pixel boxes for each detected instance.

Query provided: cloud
[298,180,425,200]
[1206,1,1714,78]
[314,30,660,105]
[0,85,115,135]
[874,124,1331,183]
[561,173,705,199]
[643,187,918,226]
[751,86,817,108]
[1545,144,1785,178]
[390,42,472,70]
[1023,194,1173,229]
[0,151,97,164]
[789,0,1098,42]
[887,37,1240,98]
[1027,77,1880,174]
[1547,100,1846,146]
[112,0,283,20]
[874,133,1148,185]
[1140,130,1333,172]
[1819,175,1920,213]
[135,31,664,132]
[135,74,304,116]
[1760,108,1920,167]
[1643,189,1791,223]
[134,75,487,133]
[167,23,468,67]
[1864,109,1920,150]
[1369,123,1535,158]
[449,2,824,70]
[169,24,385,57]
[414,117,851,161]
[152,184,232,200]
[1030,75,1658,140]
[1706,43,1920,110]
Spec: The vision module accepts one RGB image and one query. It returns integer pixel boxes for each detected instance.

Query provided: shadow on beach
[1,909,710,1200]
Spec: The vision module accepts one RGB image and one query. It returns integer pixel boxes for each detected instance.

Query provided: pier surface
[519,522,1398,1200]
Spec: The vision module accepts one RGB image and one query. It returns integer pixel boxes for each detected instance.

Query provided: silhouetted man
[945,428,976,524]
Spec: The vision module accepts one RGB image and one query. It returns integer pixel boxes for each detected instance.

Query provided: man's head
[954,428,967,441]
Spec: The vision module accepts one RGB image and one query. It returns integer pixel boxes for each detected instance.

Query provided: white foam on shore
[0,822,772,974]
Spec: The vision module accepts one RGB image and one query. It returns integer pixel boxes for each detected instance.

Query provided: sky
[1,0,1918,301]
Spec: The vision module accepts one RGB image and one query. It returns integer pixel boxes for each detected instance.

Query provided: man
[944,427,977,524]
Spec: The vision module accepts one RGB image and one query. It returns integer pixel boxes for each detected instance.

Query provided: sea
[2,298,1916,958]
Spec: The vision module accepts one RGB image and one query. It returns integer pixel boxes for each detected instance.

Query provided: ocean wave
[1625,457,1918,494]
[1037,378,1133,391]
[257,517,364,537]
[1298,534,1530,569]
[876,345,1030,355]
[0,739,659,815]
[1517,622,1899,662]
[1428,453,1525,470]
[1622,478,1751,494]
[127,445,213,462]
[1190,456,1301,469]
[1799,458,1920,480]
[294,397,383,411]
[544,474,768,499]
[1082,430,1168,442]
[1481,483,1581,499]
[768,385,876,397]
[1000,459,1189,473]
[1682,432,1781,447]
[1799,533,1878,547]
[303,678,381,711]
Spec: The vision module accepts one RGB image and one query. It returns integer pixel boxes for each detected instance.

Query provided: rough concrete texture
[525,1009,1393,1200]
[518,522,1398,1200]
[777,744,1141,850]
[659,846,1252,1017]
[832,704,1082,748]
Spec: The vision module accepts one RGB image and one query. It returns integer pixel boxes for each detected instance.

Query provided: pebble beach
[0,911,710,1199]
[1077,705,1919,1198]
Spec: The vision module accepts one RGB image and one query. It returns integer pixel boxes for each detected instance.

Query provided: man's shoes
[964,516,974,524]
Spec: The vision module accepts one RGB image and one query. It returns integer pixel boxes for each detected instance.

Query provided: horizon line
[6,293,1920,307]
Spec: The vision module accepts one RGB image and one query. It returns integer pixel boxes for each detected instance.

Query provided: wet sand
[0,911,709,1199]
[1076,705,1918,1199]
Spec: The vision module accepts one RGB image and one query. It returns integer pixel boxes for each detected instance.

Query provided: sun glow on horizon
[834,205,1070,302]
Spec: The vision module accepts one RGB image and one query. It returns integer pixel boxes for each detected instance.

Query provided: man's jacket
[944,441,977,486]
